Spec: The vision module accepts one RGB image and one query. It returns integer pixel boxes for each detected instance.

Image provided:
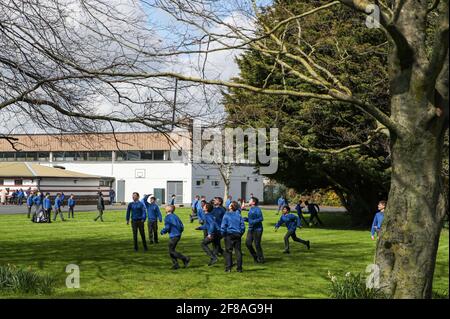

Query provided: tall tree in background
[224,1,391,226]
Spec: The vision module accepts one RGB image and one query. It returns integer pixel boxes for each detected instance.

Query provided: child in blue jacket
[221,201,246,272]
[26,192,34,219]
[68,194,76,218]
[161,205,190,270]
[196,202,221,266]
[371,200,386,240]
[275,206,310,254]
[53,193,65,221]
[243,197,264,263]
[142,195,162,244]
[43,193,52,223]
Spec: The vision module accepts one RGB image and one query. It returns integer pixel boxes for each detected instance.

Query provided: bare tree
[0,0,448,298]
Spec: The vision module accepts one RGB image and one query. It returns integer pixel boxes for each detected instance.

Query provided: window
[26,152,38,161]
[211,181,220,187]
[126,151,141,161]
[195,180,202,186]
[53,152,65,161]
[38,152,50,161]
[97,151,112,161]
[0,179,3,186]
[1,152,15,161]
[64,152,76,161]
[15,152,26,161]
[14,180,22,186]
[153,150,164,160]
[140,151,153,160]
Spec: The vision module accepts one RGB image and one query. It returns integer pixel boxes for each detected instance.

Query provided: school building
[0,132,264,205]
[0,162,111,202]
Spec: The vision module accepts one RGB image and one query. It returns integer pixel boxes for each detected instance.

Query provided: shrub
[328,271,386,299]
[0,264,56,295]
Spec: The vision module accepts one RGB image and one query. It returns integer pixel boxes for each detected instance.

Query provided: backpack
[32,208,49,223]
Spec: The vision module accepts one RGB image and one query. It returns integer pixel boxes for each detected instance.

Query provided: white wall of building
[40,161,263,205]
[44,161,192,204]
[191,164,264,202]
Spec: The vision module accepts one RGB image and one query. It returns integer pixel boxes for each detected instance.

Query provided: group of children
[124,193,311,272]
[1,187,33,206]
[25,191,76,222]
[22,189,386,272]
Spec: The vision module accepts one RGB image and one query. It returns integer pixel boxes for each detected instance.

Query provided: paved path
[0,204,347,215]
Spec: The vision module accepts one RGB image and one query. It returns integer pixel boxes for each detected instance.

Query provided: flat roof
[0,132,191,152]
[0,163,103,179]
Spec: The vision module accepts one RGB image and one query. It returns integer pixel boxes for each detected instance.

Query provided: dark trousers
[68,206,74,218]
[168,236,187,266]
[45,208,52,222]
[246,229,264,261]
[132,220,147,251]
[309,212,323,225]
[298,214,309,226]
[27,206,32,218]
[53,207,64,221]
[284,230,308,251]
[147,220,158,243]
[224,234,243,271]
[94,209,104,221]
[199,221,208,239]
[201,234,220,259]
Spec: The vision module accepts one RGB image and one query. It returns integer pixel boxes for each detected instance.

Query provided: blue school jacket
[198,213,220,235]
[275,214,300,232]
[212,206,226,226]
[126,201,147,222]
[43,198,52,210]
[371,211,384,236]
[27,196,34,207]
[221,211,245,236]
[68,198,75,207]
[161,213,184,238]
[245,206,263,231]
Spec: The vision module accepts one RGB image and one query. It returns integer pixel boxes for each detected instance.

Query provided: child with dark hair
[221,201,245,272]
[295,200,309,226]
[243,197,264,263]
[275,206,310,254]
[196,202,220,266]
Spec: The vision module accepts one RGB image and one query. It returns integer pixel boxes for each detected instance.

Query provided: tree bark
[375,128,446,298]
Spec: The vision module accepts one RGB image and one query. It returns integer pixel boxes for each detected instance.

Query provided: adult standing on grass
[275,206,310,254]
[53,193,65,221]
[277,195,286,215]
[94,192,105,222]
[68,194,76,219]
[221,201,245,273]
[126,192,148,252]
[26,191,34,219]
[243,197,264,264]
[371,201,386,241]
[196,202,220,266]
[142,195,162,244]
[160,205,190,270]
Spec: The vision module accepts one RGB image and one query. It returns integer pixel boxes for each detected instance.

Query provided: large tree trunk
[375,129,446,298]
[373,0,448,298]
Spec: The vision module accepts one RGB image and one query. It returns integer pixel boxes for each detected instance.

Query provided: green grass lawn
[0,208,448,298]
